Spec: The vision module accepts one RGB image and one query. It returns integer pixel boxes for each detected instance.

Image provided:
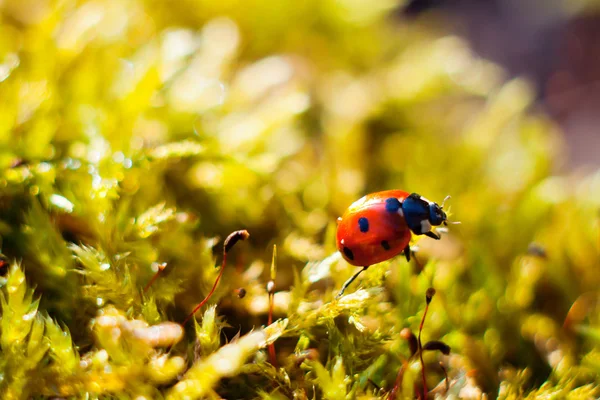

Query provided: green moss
[0,0,599,398]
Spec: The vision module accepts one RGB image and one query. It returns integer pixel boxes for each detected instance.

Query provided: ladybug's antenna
[438,220,462,228]
[440,195,451,209]
[440,195,461,226]
[444,220,461,226]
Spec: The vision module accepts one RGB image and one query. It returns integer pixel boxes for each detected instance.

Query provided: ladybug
[335,190,451,296]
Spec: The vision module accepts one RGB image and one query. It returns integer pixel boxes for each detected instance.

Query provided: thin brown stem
[183,230,249,325]
[183,253,228,325]
[440,361,449,393]
[418,288,436,399]
[143,262,167,294]
[267,280,277,367]
[418,306,429,398]
[267,244,278,366]
[388,360,408,400]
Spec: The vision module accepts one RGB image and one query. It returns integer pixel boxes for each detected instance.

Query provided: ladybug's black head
[428,202,447,226]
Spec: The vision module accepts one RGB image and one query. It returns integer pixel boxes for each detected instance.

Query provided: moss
[0,0,599,399]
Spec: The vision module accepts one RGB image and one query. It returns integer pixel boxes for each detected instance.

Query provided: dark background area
[403,0,600,167]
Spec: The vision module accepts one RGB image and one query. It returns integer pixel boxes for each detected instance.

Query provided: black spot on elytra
[381,240,391,250]
[385,197,401,213]
[358,217,369,233]
[342,246,354,261]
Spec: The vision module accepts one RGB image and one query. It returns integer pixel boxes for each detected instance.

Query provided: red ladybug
[335,190,451,296]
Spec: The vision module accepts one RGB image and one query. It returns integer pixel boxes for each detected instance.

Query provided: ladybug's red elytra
[335,190,452,297]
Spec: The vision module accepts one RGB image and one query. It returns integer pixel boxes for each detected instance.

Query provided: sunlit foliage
[0,0,599,398]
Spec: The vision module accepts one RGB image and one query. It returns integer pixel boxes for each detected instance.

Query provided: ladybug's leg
[336,266,369,298]
[424,231,441,240]
[403,244,411,262]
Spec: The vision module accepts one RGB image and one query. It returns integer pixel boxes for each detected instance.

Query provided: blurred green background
[0,0,600,398]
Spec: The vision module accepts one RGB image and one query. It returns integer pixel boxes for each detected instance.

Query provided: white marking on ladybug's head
[420,219,432,233]
[419,195,432,204]
[397,200,404,218]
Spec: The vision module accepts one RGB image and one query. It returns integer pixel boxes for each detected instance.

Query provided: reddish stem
[183,253,228,325]
[143,268,163,294]
[267,285,278,367]
[440,361,449,393]
[418,304,429,399]
[418,289,435,399]
[183,230,249,325]
[388,360,407,400]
